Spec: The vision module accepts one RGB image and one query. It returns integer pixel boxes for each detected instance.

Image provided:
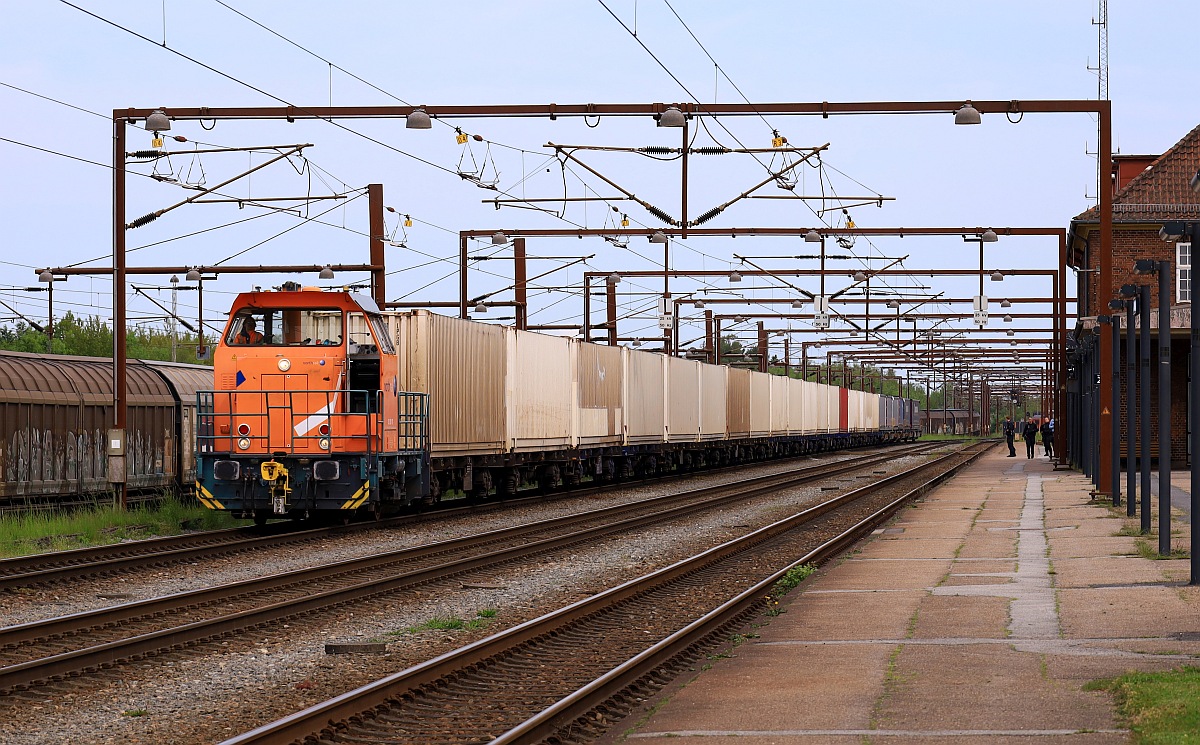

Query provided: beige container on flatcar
[785,376,805,435]
[507,329,574,451]
[665,355,700,443]
[768,374,790,435]
[698,362,728,441]
[725,367,751,438]
[796,378,824,433]
[822,384,840,432]
[624,348,667,444]
[575,342,624,447]
[860,390,881,431]
[391,310,507,457]
[748,370,772,437]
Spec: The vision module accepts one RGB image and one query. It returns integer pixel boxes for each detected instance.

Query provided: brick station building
[1068,123,1198,468]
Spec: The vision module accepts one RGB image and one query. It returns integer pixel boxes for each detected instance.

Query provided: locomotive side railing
[196,389,428,456]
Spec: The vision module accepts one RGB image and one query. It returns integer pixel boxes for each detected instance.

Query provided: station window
[1178,242,1192,303]
[225,308,344,346]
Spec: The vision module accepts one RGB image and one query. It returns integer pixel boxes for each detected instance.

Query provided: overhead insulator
[645,205,676,225]
[690,207,723,226]
[638,146,674,155]
[690,146,730,155]
[126,211,162,229]
[127,150,165,159]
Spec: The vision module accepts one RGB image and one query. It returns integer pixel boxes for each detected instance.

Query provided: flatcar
[194,287,920,520]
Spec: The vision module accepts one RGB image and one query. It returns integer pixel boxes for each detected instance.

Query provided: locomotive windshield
[225,308,344,346]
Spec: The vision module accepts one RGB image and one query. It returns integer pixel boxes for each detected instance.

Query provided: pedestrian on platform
[1022,417,1039,459]
[1003,416,1016,457]
[1041,418,1054,458]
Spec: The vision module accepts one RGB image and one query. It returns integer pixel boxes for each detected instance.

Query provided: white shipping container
[699,363,728,441]
[575,341,624,447]
[392,311,507,457]
[508,329,574,451]
[748,371,772,437]
[666,355,700,443]
[769,374,790,435]
[625,348,666,444]
[786,376,805,434]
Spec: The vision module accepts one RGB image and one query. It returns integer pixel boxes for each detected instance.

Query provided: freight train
[193,287,922,522]
[0,287,922,516]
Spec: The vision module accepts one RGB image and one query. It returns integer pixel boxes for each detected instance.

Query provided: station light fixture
[649,231,668,244]
[734,315,747,323]
[954,102,982,125]
[852,271,868,282]
[1006,329,1015,336]
[145,109,171,132]
[1133,259,1159,275]
[1108,299,1126,311]
[886,299,900,309]
[1000,298,1012,308]
[606,272,622,285]
[990,270,1005,281]
[186,267,202,281]
[318,265,335,280]
[406,108,432,129]
[804,229,822,243]
[792,298,805,309]
[1003,315,1013,323]
[491,231,508,245]
[981,229,998,242]
[693,298,705,309]
[38,269,53,283]
[631,338,642,347]
[1158,223,1185,242]
[657,106,686,128]
[473,301,488,313]
[729,270,743,282]
[1118,283,1139,300]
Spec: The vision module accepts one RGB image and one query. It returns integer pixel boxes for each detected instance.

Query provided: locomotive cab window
[225,308,344,346]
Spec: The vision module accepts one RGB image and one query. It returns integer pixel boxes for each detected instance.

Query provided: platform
[612,445,1200,744]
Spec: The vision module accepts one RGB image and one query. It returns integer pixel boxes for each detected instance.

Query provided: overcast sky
[1,1,1195,355]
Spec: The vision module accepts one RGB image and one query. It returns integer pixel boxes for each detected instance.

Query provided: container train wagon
[194,289,920,522]
[0,351,210,509]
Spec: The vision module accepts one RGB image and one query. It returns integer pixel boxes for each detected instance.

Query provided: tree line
[0,313,213,365]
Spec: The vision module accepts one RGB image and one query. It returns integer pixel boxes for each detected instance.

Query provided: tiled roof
[1074,122,1200,223]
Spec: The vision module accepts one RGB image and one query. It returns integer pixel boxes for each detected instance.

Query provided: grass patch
[0,494,239,559]
[1087,666,1200,743]
[391,609,498,635]
[1133,538,1190,561]
[763,563,817,616]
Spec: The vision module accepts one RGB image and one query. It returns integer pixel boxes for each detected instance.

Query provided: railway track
[0,442,930,590]
[0,442,940,696]
[220,441,992,745]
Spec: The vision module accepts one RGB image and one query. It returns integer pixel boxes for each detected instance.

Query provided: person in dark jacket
[1003,416,1016,457]
[1041,418,1054,458]
[1022,417,1039,459]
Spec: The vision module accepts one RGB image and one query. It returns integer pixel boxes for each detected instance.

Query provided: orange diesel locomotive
[195,286,428,522]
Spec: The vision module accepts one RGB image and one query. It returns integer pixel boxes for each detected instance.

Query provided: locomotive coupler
[260,460,292,515]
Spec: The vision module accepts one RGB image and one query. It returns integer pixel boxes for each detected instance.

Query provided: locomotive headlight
[277,358,291,371]
[318,436,331,451]
[237,437,251,450]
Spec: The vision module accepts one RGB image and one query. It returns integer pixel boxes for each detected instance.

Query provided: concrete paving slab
[1059,585,1200,638]
[909,595,1010,639]
[949,559,1016,574]
[1047,536,1141,559]
[1051,556,1176,588]
[849,538,964,560]
[875,644,1117,733]
[767,590,926,641]
[954,532,1017,559]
